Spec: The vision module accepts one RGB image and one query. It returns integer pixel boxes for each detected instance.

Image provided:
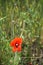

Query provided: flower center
[15,43,19,48]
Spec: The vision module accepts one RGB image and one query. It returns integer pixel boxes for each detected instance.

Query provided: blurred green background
[0,0,43,65]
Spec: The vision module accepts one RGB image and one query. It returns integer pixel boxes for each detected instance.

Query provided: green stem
[14,52,20,65]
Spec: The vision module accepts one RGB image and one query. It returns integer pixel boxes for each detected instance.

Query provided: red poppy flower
[10,37,22,52]
[29,62,32,65]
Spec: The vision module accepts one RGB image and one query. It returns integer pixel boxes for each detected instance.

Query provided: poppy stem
[14,52,20,65]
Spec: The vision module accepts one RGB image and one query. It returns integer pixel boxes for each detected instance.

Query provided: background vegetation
[0,0,43,65]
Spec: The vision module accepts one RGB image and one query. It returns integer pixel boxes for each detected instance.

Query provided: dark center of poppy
[15,43,19,48]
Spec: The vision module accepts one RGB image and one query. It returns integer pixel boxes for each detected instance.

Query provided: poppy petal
[10,40,15,47]
[14,37,22,44]
[18,38,22,44]
[12,47,17,52]
[17,46,22,52]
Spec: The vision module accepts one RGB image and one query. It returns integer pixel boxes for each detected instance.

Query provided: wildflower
[28,62,32,65]
[10,37,22,52]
